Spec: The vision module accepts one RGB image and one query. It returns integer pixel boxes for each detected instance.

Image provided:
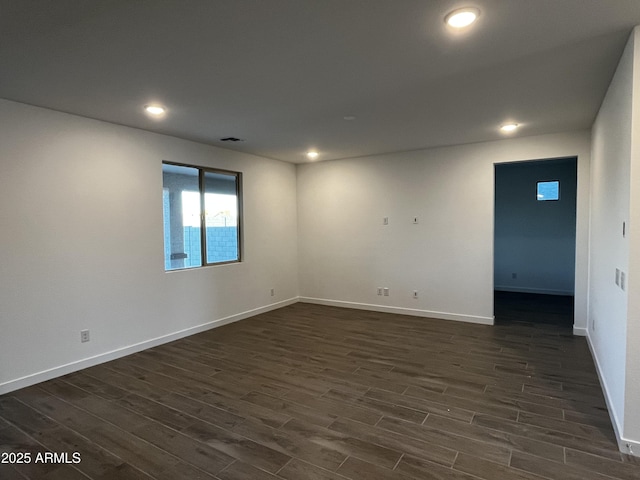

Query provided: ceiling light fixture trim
[445,7,480,28]
[144,104,166,116]
[500,123,519,132]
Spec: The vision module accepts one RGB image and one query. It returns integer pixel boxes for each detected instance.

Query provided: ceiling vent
[220,137,244,142]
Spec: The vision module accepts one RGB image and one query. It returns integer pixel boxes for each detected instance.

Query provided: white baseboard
[621,439,640,457]
[585,331,640,457]
[298,297,494,325]
[573,326,587,336]
[494,286,574,296]
[0,297,299,396]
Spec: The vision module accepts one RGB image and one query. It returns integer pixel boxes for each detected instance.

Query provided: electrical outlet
[512,273,517,280]
[377,287,383,296]
[383,217,389,225]
[616,268,620,286]
[270,288,275,296]
[383,288,389,296]
[621,271,626,291]
[80,330,90,343]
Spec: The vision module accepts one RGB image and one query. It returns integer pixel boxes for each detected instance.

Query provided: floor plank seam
[392,452,404,470]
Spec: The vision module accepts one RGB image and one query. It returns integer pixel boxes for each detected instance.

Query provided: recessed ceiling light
[500,123,519,133]
[343,116,356,121]
[445,7,480,28]
[307,151,319,159]
[144,104,166,116]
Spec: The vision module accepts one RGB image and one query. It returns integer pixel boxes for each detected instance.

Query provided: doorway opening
[494,157,577,328]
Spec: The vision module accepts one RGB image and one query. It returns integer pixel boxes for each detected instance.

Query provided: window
[162,162,242,270]
[536,180,559,201]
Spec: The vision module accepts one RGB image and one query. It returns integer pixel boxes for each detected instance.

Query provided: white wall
[494,158,577,295]
[626,26,640,450]
[0,99,299,394]
[589,29,633,439]
[589,26,640,454]
[297,131,591,329]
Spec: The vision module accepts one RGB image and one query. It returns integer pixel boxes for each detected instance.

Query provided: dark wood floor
[495,291,575,328]
[2,302,640,480]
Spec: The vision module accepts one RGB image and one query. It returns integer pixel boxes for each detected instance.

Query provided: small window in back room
[537,180,560,201]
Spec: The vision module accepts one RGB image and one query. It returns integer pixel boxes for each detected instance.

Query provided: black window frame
[162,161,243,270]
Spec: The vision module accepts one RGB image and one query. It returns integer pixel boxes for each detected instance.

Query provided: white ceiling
[1,0,640,163]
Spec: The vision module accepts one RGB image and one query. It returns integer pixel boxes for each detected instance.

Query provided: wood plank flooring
[2,301,639,480]
[494,291,574,328]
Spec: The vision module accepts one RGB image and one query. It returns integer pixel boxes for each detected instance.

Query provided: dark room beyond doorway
[494,157,577,327]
